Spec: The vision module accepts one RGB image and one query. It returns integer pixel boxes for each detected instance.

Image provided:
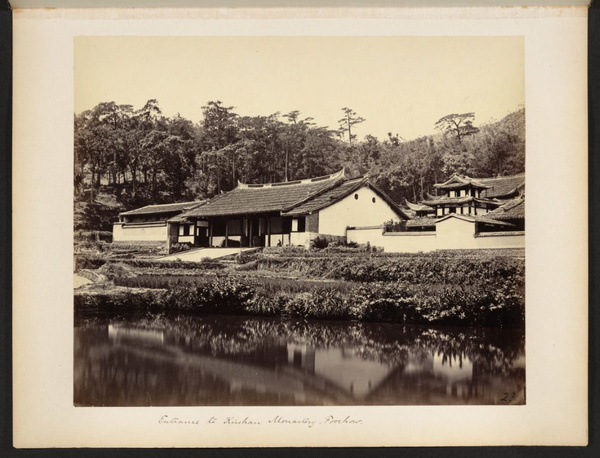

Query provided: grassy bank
[74,246,525,328]
[76,275,524,328]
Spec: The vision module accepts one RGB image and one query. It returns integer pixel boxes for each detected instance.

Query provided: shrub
[310,236,329,250]
[235,250,259,265]
[352,282,416,322]
[97,262,136,280]
[383,219,407,233]
[74,254,107,270]
[158,277,256,314]
[170,243,191,254]
[74,230,112,244]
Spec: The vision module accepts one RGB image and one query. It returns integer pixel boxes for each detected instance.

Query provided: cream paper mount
[13,6,588,448]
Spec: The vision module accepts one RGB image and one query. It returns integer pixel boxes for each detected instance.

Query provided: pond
[74,314,525,406]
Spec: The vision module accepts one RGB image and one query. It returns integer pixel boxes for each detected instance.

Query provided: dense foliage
[76,249,524,328]
[74,100,525,229]
[76,275,524,328]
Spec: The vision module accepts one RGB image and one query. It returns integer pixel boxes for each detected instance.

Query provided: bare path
[159,247,257,262]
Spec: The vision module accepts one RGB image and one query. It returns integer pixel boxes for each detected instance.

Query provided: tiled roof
[421,196,474,206]
[175,169,409,220]
[179,170,346,218]
[120,200,206,216]
[282,177,365,216]
[407,217,437,227]
[405,200,434,212]
[478,173,525,199]
[486,198,525,220]
[433,174,490,190]
[476,216,515,227]
[434,213,514,227]
[283,178,409,219]
[420,196,499,206]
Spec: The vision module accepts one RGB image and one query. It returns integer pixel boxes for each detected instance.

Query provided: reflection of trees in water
[76,315,524,371]
[74,315,525,406]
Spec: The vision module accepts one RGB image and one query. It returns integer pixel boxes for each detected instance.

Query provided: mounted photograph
[73,36,526,407]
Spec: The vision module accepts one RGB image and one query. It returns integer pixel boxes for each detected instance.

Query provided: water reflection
[74,315,525,406]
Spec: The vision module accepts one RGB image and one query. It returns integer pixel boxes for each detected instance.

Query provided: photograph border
[9,1,592,450]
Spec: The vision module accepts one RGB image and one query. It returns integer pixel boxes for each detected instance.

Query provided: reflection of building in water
[401,352,473,397]
[404,353,472,379]
[75,324,525,406]
[368,349,527,405]
[108,324,165,346]
[287,343,394,398]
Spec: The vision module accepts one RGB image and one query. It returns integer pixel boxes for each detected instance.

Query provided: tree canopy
[74,100,525,229]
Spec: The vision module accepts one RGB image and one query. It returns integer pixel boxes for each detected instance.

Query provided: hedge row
[244,252,524,287]
[75,275,524,328]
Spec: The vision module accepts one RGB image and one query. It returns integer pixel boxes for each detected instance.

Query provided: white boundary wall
[113,222,168,242]
[347,218,524,253]
[348,226,437,253]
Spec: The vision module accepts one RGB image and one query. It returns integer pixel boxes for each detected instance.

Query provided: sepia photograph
[72,36,527,407]
[11,3,590,447]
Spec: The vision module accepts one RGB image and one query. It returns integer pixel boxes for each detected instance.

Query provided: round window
[354,193,359,200]
[372,197,376,203]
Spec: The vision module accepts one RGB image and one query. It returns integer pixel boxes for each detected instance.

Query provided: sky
[75,36,524,141]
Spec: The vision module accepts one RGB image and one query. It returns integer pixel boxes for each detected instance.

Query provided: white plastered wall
[435,216,478,250]
[112,222,168,242]
[317,186,401,237]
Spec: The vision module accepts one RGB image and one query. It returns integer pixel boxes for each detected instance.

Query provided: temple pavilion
[405,173,525,232]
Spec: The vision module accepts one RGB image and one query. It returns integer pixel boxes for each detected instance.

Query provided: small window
[270,217,283,234]
[182,225,191,236]
[228,219,243,236]
[212,220,226,237]
[372,197,376,203]
[354,193,359,200]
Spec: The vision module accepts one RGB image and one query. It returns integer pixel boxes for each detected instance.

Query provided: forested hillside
[74,100,525,230]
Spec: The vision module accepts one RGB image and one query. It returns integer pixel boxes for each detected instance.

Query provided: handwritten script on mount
[159,415,363,428]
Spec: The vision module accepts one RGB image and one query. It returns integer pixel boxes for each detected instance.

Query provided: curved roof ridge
[405,200,434,212]
[236,168,346,189]
[120,199,206,216]
[433,173,491,189]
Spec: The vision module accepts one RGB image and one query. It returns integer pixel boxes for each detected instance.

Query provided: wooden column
[249,219,253,247]
[267,217,271,247]
[225,219,229,248]
[208,221,213,247]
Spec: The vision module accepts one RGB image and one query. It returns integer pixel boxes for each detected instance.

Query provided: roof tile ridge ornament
[235,168,346,189]
[119,199,207,216]
[405,200,434,211]
[433,173,463,188]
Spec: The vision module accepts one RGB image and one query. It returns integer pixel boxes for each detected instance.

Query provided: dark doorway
[195,226,209,247]
[249,218,263,247]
